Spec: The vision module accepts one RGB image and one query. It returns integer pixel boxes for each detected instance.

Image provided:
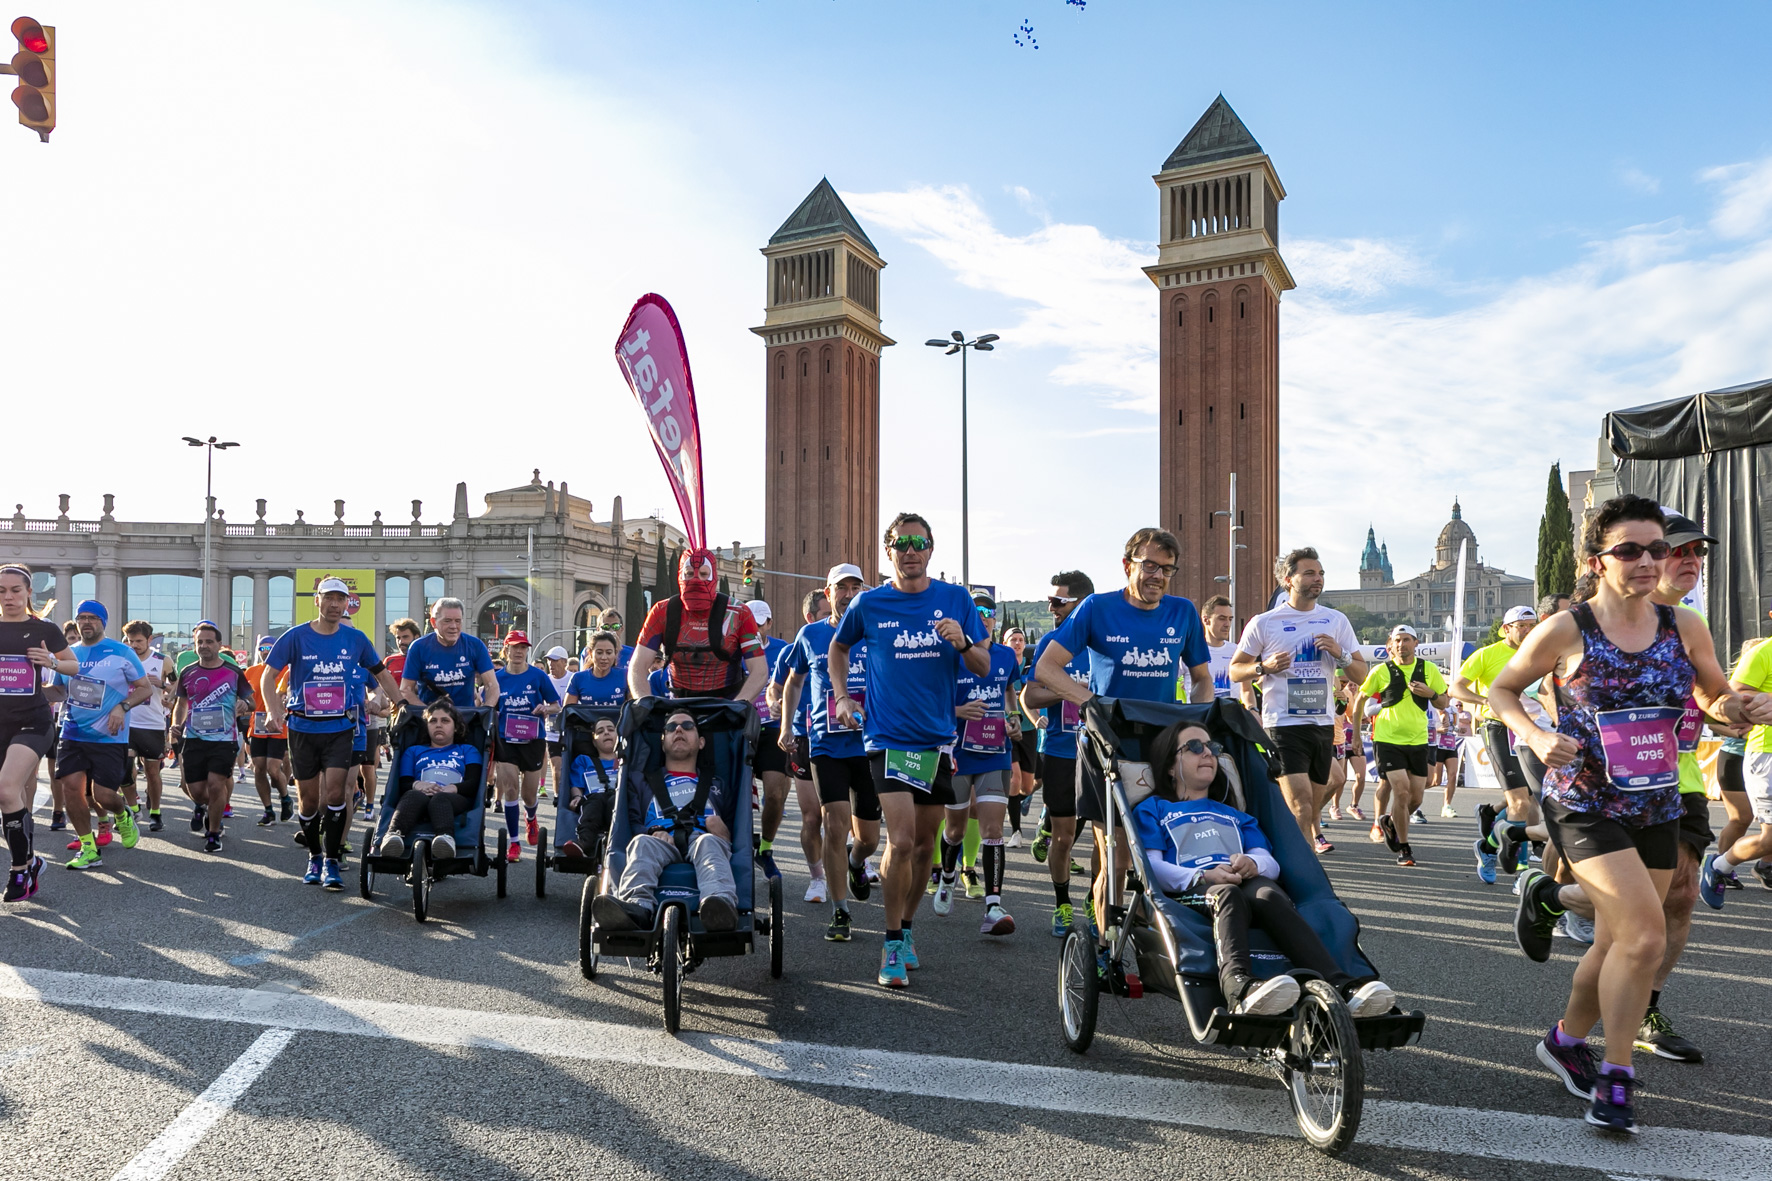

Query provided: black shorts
[754,725,789,777]
[812,754,882,822]
[790,733,813,781]
[290,729,356,779]
[1481,720,1529,791]
[1268,724,1334,784]
[868,750,956,807]
[1717,750,1745,794]
[249,736,288,760]
[1040,752,1078,818]
[547,739,563,757]
[128,727,168,761]
[1677,791,1713,855]
[0,712,56,758]
[1078,746,1108,822]
[1012,730,1037,774]
[1541,796,1680,870]
[1433,745,1459,764]
[53,741,130,790]
[494,736,547,773]
[1374,741,1430,779]
[181,737,240,782]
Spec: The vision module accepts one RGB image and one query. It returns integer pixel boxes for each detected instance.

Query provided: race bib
[300,678,347,717]
[0,654,35,696]
[502,712,541,743]
[755,694,775,725]
[1675,699,1703,755]
[421,764,464,788]
[190,706,232,740]
[1058,699,1081,733]
[251,711,273,736]
[826,688,866,728]
[1162,811,1245,867]
[961,716,1007,754]
[1286,676,1329,717]
[1594,706,1682,792]
[67,675,106,709]
[883,748,938,793]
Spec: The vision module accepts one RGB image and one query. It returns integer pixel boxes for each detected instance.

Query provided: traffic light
[741,557,754,585]
[7,17,54,142]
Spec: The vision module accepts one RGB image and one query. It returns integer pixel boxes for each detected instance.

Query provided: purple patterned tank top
[1544,602,1690,826]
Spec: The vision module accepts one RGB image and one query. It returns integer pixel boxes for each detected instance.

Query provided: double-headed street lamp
[184,435,239,624]
[924,330,998,589]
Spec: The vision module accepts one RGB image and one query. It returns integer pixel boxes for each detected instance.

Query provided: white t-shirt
[1206,640,1238,700]
[127,651,167,730]
[1236,602,1360,730]
[545,672,573,739]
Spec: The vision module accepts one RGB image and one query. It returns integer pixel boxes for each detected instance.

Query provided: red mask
[678,548,717,611]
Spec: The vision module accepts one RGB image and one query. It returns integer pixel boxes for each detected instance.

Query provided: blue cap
[256,633,275,650]
[74,599,107,625]
[194,619,223,640]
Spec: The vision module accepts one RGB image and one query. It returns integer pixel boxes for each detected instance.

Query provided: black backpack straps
[662,598,683,660]
[706,594,735,663]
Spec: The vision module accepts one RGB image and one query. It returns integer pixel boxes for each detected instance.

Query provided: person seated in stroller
[378,700,483,862]
[590,707,740,932]
[560,715,618,862]
[1135,720,1397,1019]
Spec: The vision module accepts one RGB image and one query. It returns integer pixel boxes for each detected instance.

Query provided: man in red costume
[630,548,769,701]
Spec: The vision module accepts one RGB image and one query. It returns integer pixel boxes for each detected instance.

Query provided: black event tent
[1605,377,1772,662]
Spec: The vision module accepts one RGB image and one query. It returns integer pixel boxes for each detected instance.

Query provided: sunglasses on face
[1671,541,1708,559]
[1180,738,1224,757]
[1047,595,1078,609]
[888,535,932,552]
[663,720,697,733]
[976,605,994,617]
[1595,540,1671,562]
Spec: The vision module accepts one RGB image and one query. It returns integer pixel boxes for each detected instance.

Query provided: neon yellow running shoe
[67,838,103,871]
[114,808,140,849]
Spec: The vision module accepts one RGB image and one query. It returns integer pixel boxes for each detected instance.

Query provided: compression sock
[886,928,903,944]
[321,805,347,859]
[1053,880,1071,907]
[1550,1021,1585,1048]
[982,840,1004,904]
[504,802,521,843]
[964,818,980,869]
[299,811,322,851]
[940,834,963,875]
[1007,794,1024,833]
[524,803,537,820]
[1649,990,1661,1010]
[3,808,31,866]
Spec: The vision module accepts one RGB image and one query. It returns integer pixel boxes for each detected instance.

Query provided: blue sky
[6,2,1772,603]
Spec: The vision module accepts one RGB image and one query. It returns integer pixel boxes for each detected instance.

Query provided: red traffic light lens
[11,84,47,122]
[10,17,47,53]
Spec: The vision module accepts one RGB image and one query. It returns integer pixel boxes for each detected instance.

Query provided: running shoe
[1070,860,1086,875]
[302,855,324,885]
[1345,981,1396,1018]
[49,811,66,831]
[1440,804,1458,818]
[190,803,206,833]
[1368,822,1386,844]
[1756,861,1772,890]
[925,867,938,895]
[877,940,908,988]
[932,874,955,916]
[1473,838,1497,884]
[378,833,406,858]
[1314,834,1334,855]
[258,808,275,827]
[115,808,139,849]
[804,877,828,904]
[1085,896,1096,926]
[900,928,919,970]
[1536,1028,1598,1099]
[981,904,1014,936]
[1476,802,1498,845]
[526,815,540,846]
[962,868,984,899]
[1235,974,1300,1015]
[1563,910,1595,944]
[148,810,163,832]
[826,909,851,942]
[560,839,584,858]
[865,857,880,883]
[1587,1070,1639,1135]
[1030,831,1051,863]
[1051,902,1073,938]
[1635,1007,1702,1063]
[1496,826,1525,875]
[1328,804,1344,821]
[1722,870,1743,890]
[96,828,112,847]
[321,858,344,890]
[236,766,249,783]
[848,858,872,902]
[1396,844,1415,867]
[1513,868,1559,962]
[1697,852,1727,910]
[755,849,781,881]
[1006,831,1023,848]
[1377,813,1401,852]
[204,833,223,854]
[66,843,102,871]
[280,795,294,822]
[1347,805,1366,821]
[1411,808,1427,824]
[431,835,456,860]
[507,839,522,863]
[222,806,234,819]
[4,856,43,902]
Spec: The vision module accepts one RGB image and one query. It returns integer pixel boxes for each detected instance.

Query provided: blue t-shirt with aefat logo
[953,643,1018,776]
[267,623,384,735]
[1048,591,1211,703]
[1030,630,1091,760]
[831,579,988,754]
[787,618,869,759]
[401,632,493,708]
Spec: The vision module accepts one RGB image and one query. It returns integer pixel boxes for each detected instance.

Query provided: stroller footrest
[1203,1007,1292,1049]
[1356,1009,1426,1051]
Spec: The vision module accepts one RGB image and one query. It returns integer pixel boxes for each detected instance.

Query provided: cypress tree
[623,552,645,638]
[1536,463,1575,597]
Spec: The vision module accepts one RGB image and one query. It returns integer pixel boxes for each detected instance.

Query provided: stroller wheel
[769,875,785,980]
[1285,978,1364,1155]
[661,906,684,1035]
[1058,927,1099,1053]
[536,826,549,899]
[358,829,375,901]
[412,841,430,925]
[578,875,599,981]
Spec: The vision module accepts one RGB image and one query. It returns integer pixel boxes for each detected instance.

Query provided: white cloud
[1703,158,1772,238]
[1618,165,1662,195]
[1286,238,1430,298]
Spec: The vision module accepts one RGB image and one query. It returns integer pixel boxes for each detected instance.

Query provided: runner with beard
[771,588,830,902]
[1022,570,1095,936]
[629,548,767,703]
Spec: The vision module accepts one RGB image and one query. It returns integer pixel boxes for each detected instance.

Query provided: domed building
[1324,501,1534,641]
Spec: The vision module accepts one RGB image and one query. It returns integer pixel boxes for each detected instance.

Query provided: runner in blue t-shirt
[1019,570,1096,936]
[745,600,797,882]
[265,578,401,889]
[938,621,1021,938]
[781,567,877,940]
[769,589,831,905]
[56,601,152,871]
[827,515,989,988]
[398,598,499,710]
[1035,528,1214,950]
[492,632,561,863]
[566,630,629,707]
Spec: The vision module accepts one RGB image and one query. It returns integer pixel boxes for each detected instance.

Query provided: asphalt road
[4,765,1770,1181]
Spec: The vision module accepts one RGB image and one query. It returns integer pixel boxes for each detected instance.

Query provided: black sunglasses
[663,719,697,733]
[888,535,932,552]
[1670,541,1708,558]
[1595,541,1671,562]
[1180,738,1224,757]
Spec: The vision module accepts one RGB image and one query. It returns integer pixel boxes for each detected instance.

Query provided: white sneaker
[1440,804,1458,818]
[980,903,1015,936]
[1345,980,1396,1018]
[1235,975,1300,1015]
[377,833,406,858]
[932,875,955,916]
[1563,911,1595,944]
[804,877,828,904]
[1006,831,1023,848]
[430,834,456,861]
[865,857,880,883]
[1328,804,1344,821]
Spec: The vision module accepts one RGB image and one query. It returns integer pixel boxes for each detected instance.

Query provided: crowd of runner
[3,490,1768,1138]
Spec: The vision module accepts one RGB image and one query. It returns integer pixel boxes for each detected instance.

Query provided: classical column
[252,570,270,642]
[52,565,72,626]
[409,571,428,623]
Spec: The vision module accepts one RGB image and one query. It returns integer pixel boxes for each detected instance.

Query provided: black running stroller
[534,703,623,899]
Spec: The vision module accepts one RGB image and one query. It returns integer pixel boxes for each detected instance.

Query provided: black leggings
[1197,877,1366,1005]
[573,793,612,860]
[391,789,472,838]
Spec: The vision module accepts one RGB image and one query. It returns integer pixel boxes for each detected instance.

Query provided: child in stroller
[1134,719,1396,1019]
[377,700,483,863]
[561,715,618,863]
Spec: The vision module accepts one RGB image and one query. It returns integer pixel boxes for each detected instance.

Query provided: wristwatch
[957,635,974,653]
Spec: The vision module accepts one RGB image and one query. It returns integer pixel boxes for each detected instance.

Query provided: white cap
[544,645,570,660]
[1502,605,1538,625]
[316,577,350,595]
[1389,623,1418,638]
[826,563,865,586]
[746,599,773,625]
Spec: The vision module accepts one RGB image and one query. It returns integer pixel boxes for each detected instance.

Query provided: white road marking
[3,962,1766,1180]
[108,1026,296,1181]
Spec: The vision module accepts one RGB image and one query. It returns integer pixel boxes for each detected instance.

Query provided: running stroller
[535,702,623,899]
[1058,697,1425,1155]
[578,695,784,1033]
[357,704,507,921]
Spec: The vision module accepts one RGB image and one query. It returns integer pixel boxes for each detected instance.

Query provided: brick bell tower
[1144,96,1293,626]
[753,179,894,591]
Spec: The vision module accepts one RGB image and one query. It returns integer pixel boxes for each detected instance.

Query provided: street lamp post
[183,435,239,624]
[924,330,998,588]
